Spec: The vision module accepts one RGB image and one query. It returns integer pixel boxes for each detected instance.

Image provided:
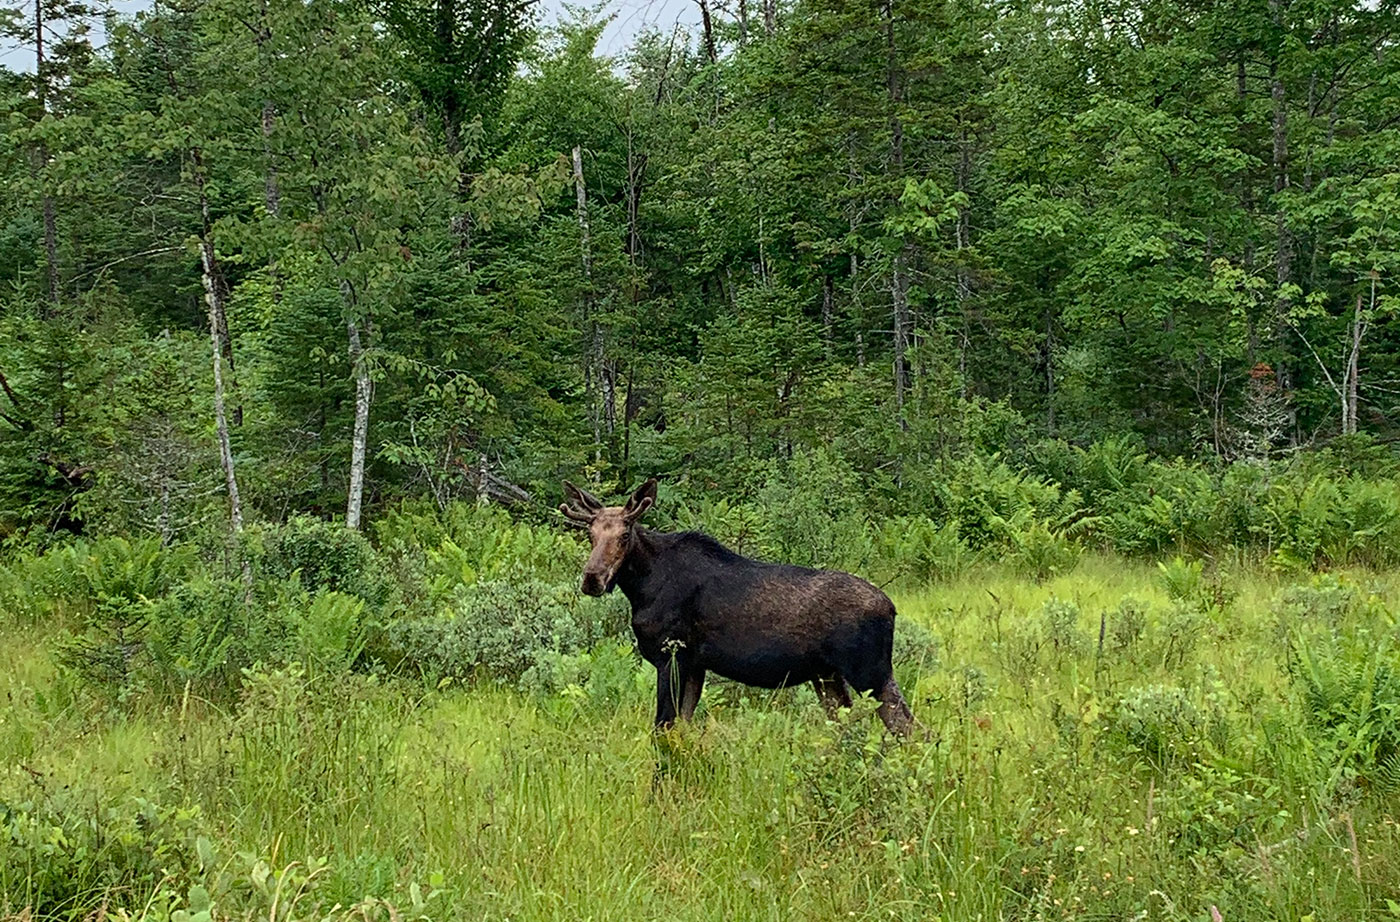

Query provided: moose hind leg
[813,674,852,719]
[877,675,914,737]
[679,668,706,721]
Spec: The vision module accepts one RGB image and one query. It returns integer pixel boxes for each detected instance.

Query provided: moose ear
[623,477,658,522]
[562,480,603,512]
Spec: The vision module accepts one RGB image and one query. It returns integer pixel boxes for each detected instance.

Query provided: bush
[374,501,587,614]
[1273,574,1356,641]
[1039,597,1084,655]
[753,448,873,571]
[1010,519,1081,582]
[386,578,627,689]
[0,788,201,919]
[256,516,393,610]
[1108,683,1202,767]
[1157,556,1204,603]
[1108,597,1149,654]
[52,537,196,695]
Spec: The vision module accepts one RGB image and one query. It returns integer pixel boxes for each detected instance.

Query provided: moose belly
[698,637,823,689]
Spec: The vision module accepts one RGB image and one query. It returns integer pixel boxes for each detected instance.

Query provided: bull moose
[560,478,914,736]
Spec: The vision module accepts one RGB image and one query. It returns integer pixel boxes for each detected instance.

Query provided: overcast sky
[0,0,701,73]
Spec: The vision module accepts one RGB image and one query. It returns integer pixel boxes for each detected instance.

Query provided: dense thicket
[1,0,1398,543]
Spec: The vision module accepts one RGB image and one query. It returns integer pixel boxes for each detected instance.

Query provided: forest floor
[3,554,1400,921]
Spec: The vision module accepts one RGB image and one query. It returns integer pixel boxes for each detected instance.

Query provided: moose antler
[560,479,602,528]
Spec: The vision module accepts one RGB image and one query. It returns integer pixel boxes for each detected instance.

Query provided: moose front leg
[654,660,681,730]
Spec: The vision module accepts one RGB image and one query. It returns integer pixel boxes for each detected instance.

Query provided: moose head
[560,478,658,596]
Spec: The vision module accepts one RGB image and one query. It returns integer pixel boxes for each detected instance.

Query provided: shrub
[1108,683,1202,767]
[1039,597,1084,655]
[256,516,392,610]
[0,788,201,919]
[892,616,940,675]
[1157,556,1204,603]
[753,448,873,571]
[53,537,196,695]
[1108,597,1149,653]
[1273,574,1356,641]
[1010,519,1080,582]
[386,578,627,689]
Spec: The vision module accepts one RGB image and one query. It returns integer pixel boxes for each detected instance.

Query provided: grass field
[4,554,1400,921]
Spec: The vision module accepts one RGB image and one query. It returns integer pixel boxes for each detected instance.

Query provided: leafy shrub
[753,448,873,571]
[892,616,940,674]
[1273,574,1356,641]
[375,501,586,613]
[1010,519,1080,581]
[53,537,196,694]
[528,640,647,707]
[256,516,392,610]
[1039,597,1084,655]
[1155,601,1205,670]
[1108,683,1202,767]
[669,495,774,560]
[82,574,374,701]
[143,577,253,695]
[386,578,627,689]
[0,788,201,919]
[1108,597,1149,653]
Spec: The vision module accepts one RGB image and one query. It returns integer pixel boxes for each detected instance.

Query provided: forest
[2,0,1400,917]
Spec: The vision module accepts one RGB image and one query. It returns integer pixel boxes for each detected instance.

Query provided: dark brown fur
[561,479,914,735]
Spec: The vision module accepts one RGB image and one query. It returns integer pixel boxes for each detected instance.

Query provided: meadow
[4,540,1399,922]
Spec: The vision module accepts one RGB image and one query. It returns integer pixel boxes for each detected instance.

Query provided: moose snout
[581,571,609,596]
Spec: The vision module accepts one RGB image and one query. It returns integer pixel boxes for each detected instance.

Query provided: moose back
[561,478,914,735]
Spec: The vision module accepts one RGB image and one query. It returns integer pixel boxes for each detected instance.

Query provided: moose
[560,478,914,736]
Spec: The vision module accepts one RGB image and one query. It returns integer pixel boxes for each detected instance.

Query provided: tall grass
[4,556,1400,921]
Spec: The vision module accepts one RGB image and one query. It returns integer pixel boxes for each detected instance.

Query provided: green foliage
[1038,596,1084,656]
[4,558,1400,922]
[1288,633,1400,796]
[256,517,393,610]
[1157,555,1205,603]
[0,788,201,920]
[1108,683,1203,768]
[386,578,626,690]
[873,516,967,584]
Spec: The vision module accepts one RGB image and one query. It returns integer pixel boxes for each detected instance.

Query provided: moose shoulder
[561,478,914,736]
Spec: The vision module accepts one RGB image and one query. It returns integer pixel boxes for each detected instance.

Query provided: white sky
[0,0,701,73]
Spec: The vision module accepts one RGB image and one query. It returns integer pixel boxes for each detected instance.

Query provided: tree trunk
[737,0,749,46]
[698,0,717,64]
[955,125,972,399]
[885,0,910,422]
[1343,289,1368,436]
[436,0,462,155]
[822,274,834,361]
[191,150,242,428]
[572,146,604,456]
[345,305,373,531]
[1044,305,1056,435]
[34,0,61,311]
[198,216,246,546]
[763,0,776,36]
[1237,52,1259,362]
[1269,0,1296,444]
[262,101,280,217]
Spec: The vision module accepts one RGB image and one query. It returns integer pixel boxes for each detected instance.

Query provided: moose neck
[614,526,661,607]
